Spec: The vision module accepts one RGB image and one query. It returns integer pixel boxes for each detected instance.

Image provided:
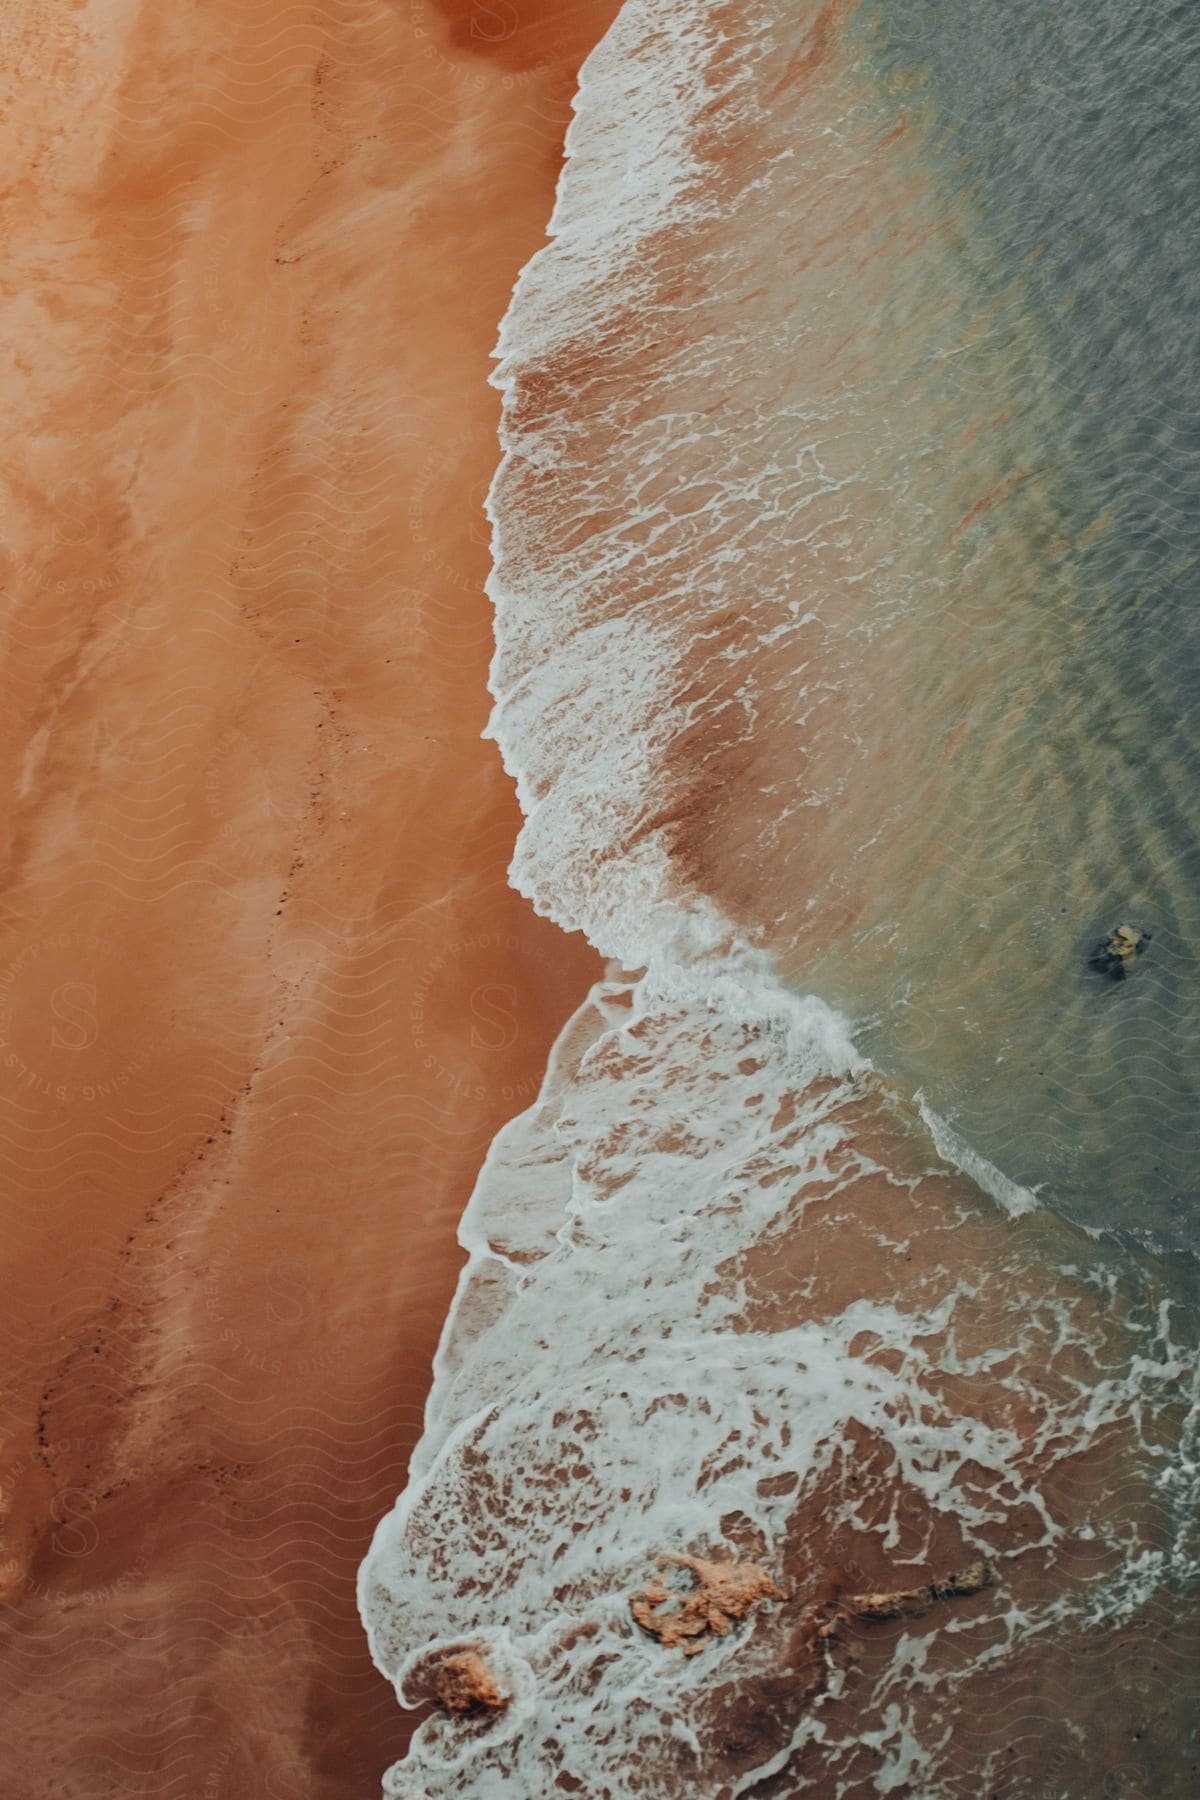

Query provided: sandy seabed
[0,3,620,1794]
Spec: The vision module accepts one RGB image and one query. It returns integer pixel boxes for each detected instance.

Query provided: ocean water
[361,3,1200,1794]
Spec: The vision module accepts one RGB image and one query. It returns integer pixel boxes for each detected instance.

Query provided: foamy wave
[483,0,761,964]
[362,2,1200,1792]
[913,1094,1041,1221]
[362,968,1196,1795]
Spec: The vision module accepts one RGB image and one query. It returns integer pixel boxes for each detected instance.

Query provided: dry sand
[0,3,620,1794]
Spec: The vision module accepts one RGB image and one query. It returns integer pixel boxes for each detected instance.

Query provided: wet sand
[0,3,620,1794]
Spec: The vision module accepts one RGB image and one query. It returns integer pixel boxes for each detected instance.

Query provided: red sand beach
[0,4,620,1794]
[5,6,1197,1798]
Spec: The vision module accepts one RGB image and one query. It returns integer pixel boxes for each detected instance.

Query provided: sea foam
[362,962,1195,1797]
[361,4,1200,1793]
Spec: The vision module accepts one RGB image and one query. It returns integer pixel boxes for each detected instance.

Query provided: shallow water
[365,968,1198,1796]
[835,0,1200,1245]
[481,0,1200,1244]
[361,2,1200,1793]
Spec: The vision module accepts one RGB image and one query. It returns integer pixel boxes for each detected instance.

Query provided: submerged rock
[789,1558,996,1700]
[843,1557,993,1621]
[432,1650,508,1716]
[1089,923,1151,980]
[630,1552,780,1654]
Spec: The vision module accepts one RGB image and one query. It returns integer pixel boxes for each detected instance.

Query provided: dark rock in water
[1089,923,1151,980]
